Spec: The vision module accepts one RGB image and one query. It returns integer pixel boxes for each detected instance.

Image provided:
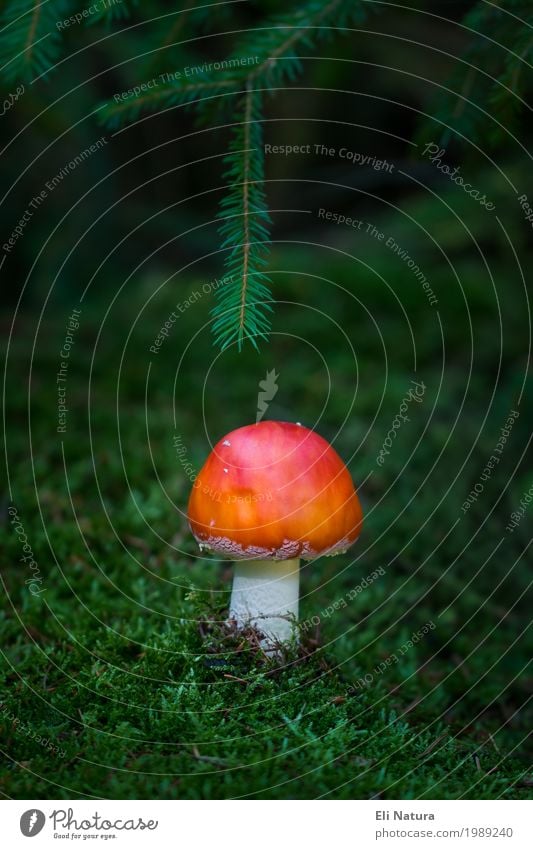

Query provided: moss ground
[2,188,532,798]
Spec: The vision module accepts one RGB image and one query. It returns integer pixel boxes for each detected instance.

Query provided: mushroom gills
[229,558,300,650]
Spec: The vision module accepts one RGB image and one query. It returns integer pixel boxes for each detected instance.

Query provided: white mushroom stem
[229,558,300,649]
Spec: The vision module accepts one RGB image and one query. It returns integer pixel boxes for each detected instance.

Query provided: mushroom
[187,421,363,650]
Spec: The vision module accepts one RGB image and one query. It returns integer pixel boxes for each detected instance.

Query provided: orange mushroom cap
[187,421,363,560]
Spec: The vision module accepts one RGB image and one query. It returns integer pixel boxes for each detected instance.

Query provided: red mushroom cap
[187,421,363,560]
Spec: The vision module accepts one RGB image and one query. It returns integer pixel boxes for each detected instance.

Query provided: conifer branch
[248,0,343,82]
[99,78,239,129]
[0,0,71,82]
[25,1,40,61]
[209,0,372,350]
[239,84,253,339]
[97,0,374,350]
[213,86,272,351]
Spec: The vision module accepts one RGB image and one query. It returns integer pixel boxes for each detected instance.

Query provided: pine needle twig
[0,0,70,82]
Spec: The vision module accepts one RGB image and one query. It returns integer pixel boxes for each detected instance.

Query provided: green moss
[2,213,531,798]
